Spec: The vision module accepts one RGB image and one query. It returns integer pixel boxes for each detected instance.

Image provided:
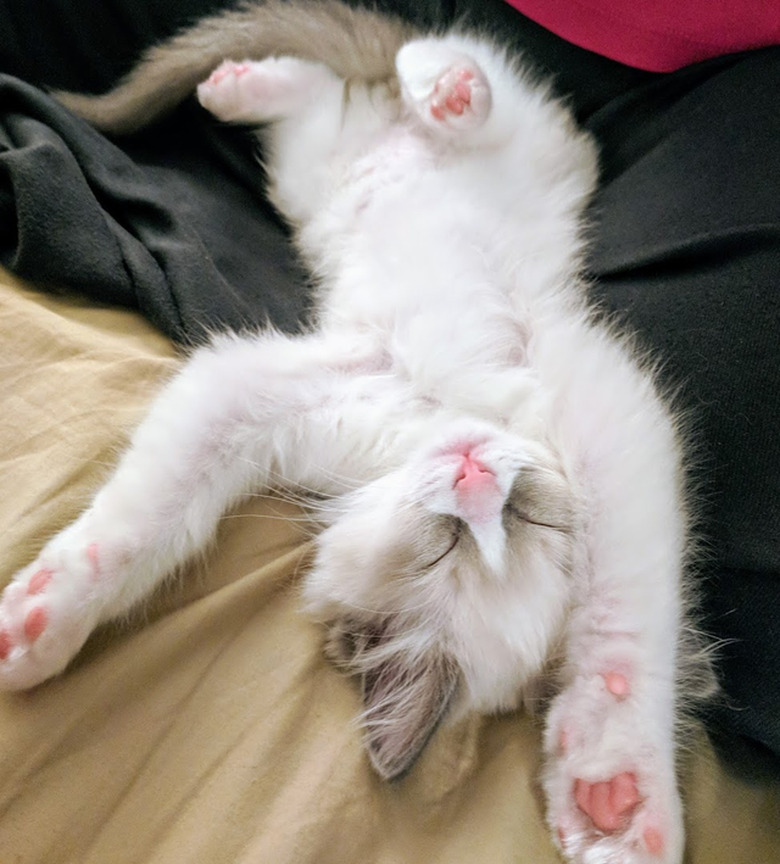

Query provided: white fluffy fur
[0,28,710,864]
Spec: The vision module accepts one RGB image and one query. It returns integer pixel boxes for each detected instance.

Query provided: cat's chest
[322,137,502,317]
[347,125,435,206]
[314,128,537,398]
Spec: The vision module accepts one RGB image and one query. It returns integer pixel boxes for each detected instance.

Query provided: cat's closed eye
[502,468,574,534]
[424,516,464,569]
[502,501,569,532]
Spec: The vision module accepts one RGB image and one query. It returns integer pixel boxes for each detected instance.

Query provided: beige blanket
[1,271,778,863]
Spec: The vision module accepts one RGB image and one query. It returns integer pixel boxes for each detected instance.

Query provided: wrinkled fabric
[0,75,310,342]
[1,272,779,863]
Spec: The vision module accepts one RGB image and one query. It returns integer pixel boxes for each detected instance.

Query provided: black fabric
[0,0,229,94]
[0,0,311,342]
[0,76,310,342]
[584,50,780,778]
[0,0,777,777]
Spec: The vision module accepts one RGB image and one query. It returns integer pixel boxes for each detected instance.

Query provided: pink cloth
[503,0,780,71]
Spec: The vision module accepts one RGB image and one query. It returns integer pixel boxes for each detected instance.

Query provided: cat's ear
[326,617,460,780]
[361,642,460,780]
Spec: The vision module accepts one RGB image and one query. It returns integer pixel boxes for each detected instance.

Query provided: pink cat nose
[454,453,494,491]
[452,451,503,526]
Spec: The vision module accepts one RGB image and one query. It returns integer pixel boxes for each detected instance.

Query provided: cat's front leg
[0,337,264,689]
[530,310,713,863]
[539,484,688,862]
[0,331,388,690]
[542,628,684,864]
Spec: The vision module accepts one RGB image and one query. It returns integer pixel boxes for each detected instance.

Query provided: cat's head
[303,417,578,779]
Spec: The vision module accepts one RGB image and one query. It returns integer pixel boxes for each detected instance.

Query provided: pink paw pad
[557,721,578,755]
[643,825,665,856]
[27,567,53,596]
[574,771,640,832]
[210,62,249,86]
[24,607,48,643]
[0,630,12,660]
[603,670,631,700]
[87,543,101,579]
[430,68,475,120]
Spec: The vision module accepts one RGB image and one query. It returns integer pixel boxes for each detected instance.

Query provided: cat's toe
[573,771,640,832]
[427,65,491,128]
[196,60,250,119]
[205,59,250,88]
[554,785,679,864]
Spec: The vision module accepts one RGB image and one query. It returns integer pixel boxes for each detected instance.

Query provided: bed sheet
[0,270,778,863]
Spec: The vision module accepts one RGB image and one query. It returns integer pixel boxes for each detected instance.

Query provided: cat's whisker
[236,460,329,503]
[309,464,366,492]
[241,486,316,509]
[219,511,317,526]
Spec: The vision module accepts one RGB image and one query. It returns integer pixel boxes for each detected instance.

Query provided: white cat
[1,7,714,864]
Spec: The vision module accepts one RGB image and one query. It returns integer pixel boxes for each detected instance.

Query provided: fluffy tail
[54,0,417,135]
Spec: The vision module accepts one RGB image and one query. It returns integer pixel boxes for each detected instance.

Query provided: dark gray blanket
[0,74,309,342]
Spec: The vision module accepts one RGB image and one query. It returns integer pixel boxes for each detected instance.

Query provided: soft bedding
[1,270,779,863]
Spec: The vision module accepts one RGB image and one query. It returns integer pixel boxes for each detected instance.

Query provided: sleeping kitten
[1,3,715,862]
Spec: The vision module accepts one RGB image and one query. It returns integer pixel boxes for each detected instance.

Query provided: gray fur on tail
[54,0,417,135]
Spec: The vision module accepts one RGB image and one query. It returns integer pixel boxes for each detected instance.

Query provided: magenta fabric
[503,0,780,71]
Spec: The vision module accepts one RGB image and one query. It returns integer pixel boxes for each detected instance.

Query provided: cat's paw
[396,40,491,133]
[197,56,329,123]
[0,544,104,689]
[197,59,256,121]
[543,673,683,864]
[426,65,489,127]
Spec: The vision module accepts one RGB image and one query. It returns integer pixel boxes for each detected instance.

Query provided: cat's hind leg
[196,55,373,224]
[196,56,338,124]
[396,39,492,134]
